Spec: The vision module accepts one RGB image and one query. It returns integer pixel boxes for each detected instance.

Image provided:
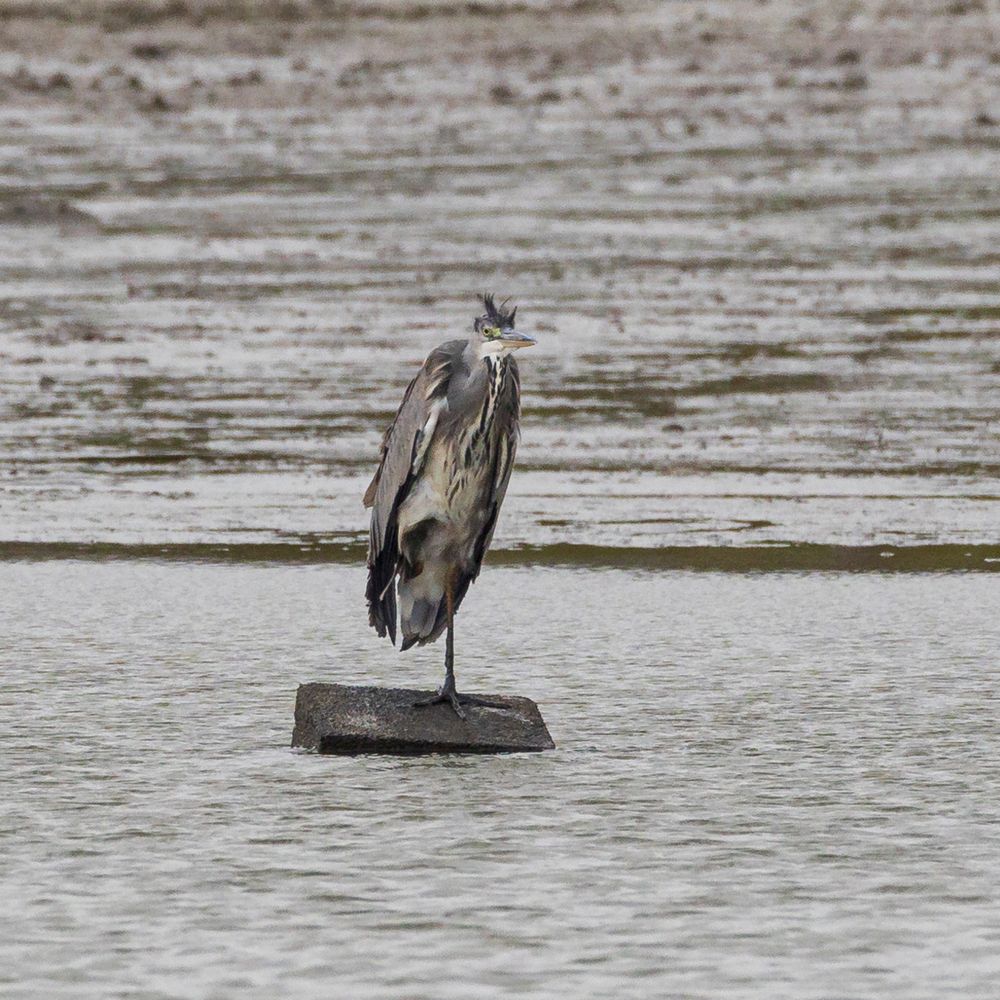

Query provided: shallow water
[3,562,999,999]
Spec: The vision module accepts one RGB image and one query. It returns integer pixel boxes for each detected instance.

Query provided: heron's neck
[483,353,509,394]
[483,352,508,372]
[476,354,509,435]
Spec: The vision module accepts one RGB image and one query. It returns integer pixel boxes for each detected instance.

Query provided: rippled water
[3,4,1000,997]
[3,562,999,998]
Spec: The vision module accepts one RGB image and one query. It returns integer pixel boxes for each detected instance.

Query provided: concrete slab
[292,682,555,755]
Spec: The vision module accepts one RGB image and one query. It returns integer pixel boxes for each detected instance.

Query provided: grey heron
[364,294,536,717]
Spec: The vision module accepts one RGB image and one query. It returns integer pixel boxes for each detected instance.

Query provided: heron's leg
[414,580,466,719]
[444,587,457,691]
[414,582,511,716]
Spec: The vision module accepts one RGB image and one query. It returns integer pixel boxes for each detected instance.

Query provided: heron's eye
[484,326,499,339]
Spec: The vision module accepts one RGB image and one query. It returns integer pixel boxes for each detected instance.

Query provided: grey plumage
[363,295,536,715]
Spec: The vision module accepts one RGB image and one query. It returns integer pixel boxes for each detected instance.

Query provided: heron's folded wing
[363,345,453,516]
[364,346,455,641]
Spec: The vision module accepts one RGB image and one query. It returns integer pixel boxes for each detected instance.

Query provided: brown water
[2,3,1000,997]
[1,1,998,564]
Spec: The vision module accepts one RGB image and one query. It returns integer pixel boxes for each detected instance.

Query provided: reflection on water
[3,562,999,998]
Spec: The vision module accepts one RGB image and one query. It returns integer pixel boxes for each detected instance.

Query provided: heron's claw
[454,695,511,710]
[413,689,511,719]
[414,687,466,720]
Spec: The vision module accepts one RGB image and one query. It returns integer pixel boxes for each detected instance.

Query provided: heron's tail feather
[398,569,445,648]
[397,568,476,649]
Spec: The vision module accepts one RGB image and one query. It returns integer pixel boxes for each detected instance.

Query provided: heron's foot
[413,689,511,719]
[414,686,466,720]
[454,694,511,710]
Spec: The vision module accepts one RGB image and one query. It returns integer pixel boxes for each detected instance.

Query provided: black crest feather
[481,293,517,328]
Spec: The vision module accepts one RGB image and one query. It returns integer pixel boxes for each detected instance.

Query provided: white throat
[478,340,516,361]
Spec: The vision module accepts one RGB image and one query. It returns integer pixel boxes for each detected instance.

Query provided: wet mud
[1,0,998,565]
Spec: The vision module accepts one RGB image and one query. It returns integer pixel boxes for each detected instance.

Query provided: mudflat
[1,0,998,563]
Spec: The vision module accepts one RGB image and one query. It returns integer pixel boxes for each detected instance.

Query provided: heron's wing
[363,376,419,511]
[364,344,456,643]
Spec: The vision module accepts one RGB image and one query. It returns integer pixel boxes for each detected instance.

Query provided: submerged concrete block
[292,682,555,755]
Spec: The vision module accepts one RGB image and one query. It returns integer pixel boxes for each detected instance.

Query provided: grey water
[3,561,999,999]
[3,3,1000,996]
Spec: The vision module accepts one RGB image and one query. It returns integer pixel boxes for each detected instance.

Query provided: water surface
[3,562,999,999]
[2,4,999,996]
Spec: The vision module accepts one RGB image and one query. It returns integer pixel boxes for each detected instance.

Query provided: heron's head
[473,293,536,359]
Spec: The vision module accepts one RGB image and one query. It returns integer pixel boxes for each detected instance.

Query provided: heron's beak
[498,330,537,349]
